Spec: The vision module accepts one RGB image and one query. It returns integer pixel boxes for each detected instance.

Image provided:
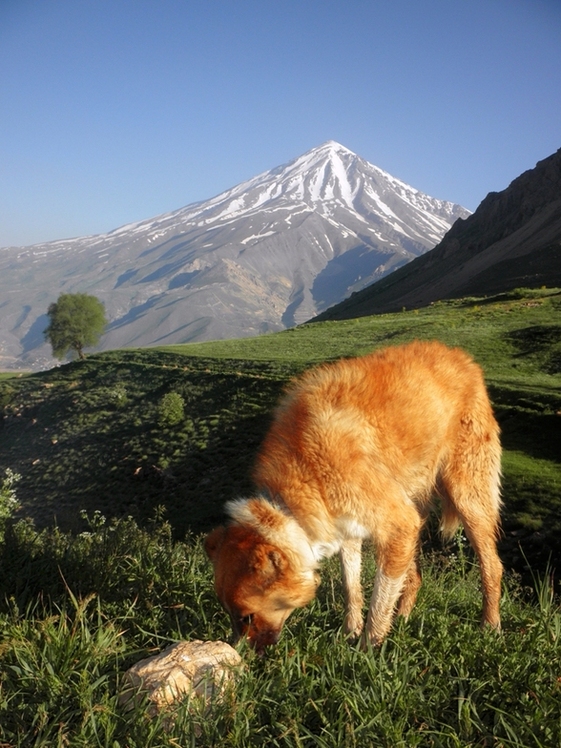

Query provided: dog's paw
[481,617,501,632]
[358,632,385,652]
[343,615,364,642]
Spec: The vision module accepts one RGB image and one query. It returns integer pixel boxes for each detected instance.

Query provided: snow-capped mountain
[0,141,470,369]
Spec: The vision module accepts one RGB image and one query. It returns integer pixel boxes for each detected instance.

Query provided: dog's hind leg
[339,537,364,639]
[441,421,503,630]
[445,490,503,629]
[396,555,422,618]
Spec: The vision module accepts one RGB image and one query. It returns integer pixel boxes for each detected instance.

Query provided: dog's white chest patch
[310,516,370,561]
[337,516,370,540]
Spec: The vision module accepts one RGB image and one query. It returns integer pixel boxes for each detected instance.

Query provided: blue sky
[1,0,560,247]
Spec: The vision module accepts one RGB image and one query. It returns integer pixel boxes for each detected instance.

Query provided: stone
[120,639,243,717]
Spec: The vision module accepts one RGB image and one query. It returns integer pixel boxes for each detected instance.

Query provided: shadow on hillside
[505,324,561,375]
[493,404,561,463]
[1,351,293,539]
[20,313,49,353]
[506,324,561,353]
[130,410,277,537]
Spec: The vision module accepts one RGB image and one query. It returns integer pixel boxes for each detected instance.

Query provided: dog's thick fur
[205,341,503,652]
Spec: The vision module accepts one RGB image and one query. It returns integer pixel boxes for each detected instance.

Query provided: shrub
[158,392,185,426]
[0,468,20,541]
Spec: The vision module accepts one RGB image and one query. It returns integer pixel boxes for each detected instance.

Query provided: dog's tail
[439,494,462,542]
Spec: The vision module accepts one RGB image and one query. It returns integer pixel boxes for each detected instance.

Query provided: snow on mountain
[0,141,470,369]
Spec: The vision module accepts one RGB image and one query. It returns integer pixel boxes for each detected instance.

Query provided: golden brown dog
[205,340,503,653]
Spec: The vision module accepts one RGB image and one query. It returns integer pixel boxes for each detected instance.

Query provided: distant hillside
[314,148,561,321]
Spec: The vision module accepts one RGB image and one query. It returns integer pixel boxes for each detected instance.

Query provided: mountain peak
[313,140,356,156]
[279,140,357,176]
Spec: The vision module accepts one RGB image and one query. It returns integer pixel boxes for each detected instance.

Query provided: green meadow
[0,287,560,746]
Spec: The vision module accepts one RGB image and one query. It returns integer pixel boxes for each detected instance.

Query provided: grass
[157,287,561,374]
[0,513,560,747]
[0,287,559,744]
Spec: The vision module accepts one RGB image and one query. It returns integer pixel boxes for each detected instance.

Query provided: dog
[205,340,503,653]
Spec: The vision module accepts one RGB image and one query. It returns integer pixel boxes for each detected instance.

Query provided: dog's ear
[267,548,287,573]
[204,526,226,560]
[252,546,287,586]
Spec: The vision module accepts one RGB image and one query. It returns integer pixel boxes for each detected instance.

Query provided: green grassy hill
[1,287,560,570]
[1,287,560,746]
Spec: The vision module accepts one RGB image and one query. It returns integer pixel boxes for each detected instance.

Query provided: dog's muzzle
[231,616,281,655]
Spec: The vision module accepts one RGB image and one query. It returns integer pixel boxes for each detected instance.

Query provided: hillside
[0,141,469,371]
[1,288,560,577]
[314,148,561,321]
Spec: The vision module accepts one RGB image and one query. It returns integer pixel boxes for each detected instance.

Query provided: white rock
[120,639,242,717]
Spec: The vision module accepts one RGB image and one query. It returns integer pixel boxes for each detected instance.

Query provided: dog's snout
[250,627,281,653]
[268,629,281,646]
[230,614,283,653]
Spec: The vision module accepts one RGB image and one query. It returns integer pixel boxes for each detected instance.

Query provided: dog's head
[205,519,319,654]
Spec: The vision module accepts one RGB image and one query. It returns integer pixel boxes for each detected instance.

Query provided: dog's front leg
[339,537,364,639]
[363,568,407,646]
[363,511,420,647]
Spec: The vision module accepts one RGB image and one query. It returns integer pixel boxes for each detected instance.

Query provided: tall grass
[0,513,560,747]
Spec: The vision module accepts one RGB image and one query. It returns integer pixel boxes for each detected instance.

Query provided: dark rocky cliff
[315,148,561,320]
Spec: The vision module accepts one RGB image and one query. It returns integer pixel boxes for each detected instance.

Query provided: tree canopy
[44,293,107,361]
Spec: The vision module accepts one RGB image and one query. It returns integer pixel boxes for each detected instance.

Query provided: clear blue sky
[1,0,560,247]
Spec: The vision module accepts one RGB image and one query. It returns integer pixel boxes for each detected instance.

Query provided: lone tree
[44,293,107,361]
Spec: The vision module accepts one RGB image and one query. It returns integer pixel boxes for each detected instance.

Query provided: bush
[0,468,20,541]
[158,392,185,426]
